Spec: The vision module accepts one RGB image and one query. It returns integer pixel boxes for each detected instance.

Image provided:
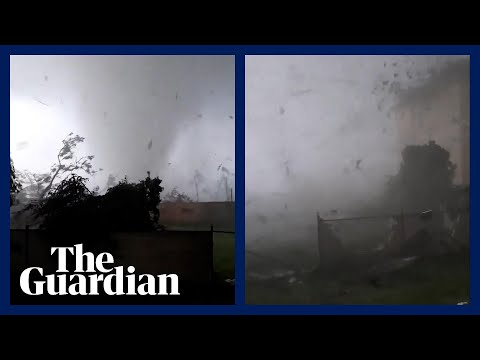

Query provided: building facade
[159,201,235,231]
[391,59,470,185]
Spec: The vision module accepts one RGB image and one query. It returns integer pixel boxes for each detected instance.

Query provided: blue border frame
[1,45,477,315]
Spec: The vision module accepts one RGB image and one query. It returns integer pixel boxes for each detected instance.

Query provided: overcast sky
[245,55,469,246]
[10,55,235,201]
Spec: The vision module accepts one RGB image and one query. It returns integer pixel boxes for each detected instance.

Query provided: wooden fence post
[210,224,215,281]
[399,209,406,244]
[316,212,322,264]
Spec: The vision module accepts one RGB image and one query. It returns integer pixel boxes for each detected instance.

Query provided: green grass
[360,252,470,305]
[246,251,469,305]
[213,233,235,280]
[163,226,235,280]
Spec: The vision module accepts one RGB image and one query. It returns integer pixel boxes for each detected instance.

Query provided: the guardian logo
[20,244,180,296]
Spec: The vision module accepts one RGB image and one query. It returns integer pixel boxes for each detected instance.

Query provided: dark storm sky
[10,55,235,200]
[245,55,469,245]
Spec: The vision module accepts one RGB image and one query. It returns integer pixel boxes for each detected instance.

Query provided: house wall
[393,81,470,185]
[159,201,235,231]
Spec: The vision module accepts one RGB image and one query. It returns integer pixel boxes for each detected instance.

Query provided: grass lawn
[213,232,235,280]
[162,225,235,280]
[246,251,469,305]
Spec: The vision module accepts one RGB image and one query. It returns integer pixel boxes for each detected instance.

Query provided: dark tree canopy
[102,175,164,232]
[33,172,164,244]
[385,141,456,213]
[16,133,99,201]
[34,174,101,235]
[163,187,194,203]
[10,157,22,206]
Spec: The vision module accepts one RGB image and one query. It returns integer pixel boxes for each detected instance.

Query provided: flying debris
[229,115,234,119]
[168,162,172,166]
[34,98,49,107]
[44,75,48,81]
[197,114,202,118]
[175,92,179,101]
[279,106,285,115]
[291,88,312,96]
[217,164,222,171]
[103,111,107,119]
[420,210,433,221]
[147,140,152,150]
[16,141,29,151]
[355,159,362,169]
[284,160,290,177]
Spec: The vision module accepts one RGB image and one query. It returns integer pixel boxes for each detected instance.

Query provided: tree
[34,174,99,233]
[15,170,50,201]
[163,187,194,203]
[385,141,456,213]
[193,170,204,202]
[103,172,164,231]
[34,172,164,238]
[215,166,234,201]
[10,157,22,206]
[97,174,118,194]
[24,133,99,200]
